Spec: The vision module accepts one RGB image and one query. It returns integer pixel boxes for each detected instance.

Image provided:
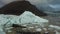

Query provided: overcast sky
[0,0,60,11]
[0,0,48,7]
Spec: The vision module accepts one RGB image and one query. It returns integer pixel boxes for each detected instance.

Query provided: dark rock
[0,1,47,16]
[16,32,41,34]
[12,24,26,28]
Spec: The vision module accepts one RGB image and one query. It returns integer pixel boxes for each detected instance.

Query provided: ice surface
[0,11,49,32]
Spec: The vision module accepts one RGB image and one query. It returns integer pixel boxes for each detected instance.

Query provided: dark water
[43,16,60,26]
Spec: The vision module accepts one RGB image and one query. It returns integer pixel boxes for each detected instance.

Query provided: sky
[0,0,48,7]
[0,0,60,11]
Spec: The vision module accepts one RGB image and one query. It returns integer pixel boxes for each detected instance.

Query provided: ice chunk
[18,11,49,27]
[49,25,60,31]
[56,31,60,34]
[35,28,42,32]
[19,11,48,23]
[0,31,6,34]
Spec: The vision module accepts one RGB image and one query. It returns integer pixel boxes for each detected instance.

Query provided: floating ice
[49,25,60,31]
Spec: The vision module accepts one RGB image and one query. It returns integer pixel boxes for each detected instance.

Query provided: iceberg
[0,11,49,32]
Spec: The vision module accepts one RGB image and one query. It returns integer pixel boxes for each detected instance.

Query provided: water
[43,10,60,25]
[44,11,60,17]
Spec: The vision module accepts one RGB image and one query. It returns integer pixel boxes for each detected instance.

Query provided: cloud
[0,0,49,4]
[0,0,16,4]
